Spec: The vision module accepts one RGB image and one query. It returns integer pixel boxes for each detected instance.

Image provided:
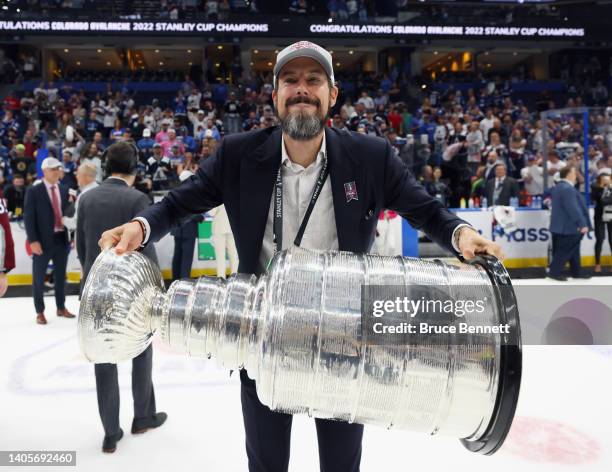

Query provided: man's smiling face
[273,57,338,140]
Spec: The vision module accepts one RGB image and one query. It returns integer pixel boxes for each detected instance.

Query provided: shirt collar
[81,181,99,193]
[106,176,131,186]
[43,178,58,189]
[281,132,326,169]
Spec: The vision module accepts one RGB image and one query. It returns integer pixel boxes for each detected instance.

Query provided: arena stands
[1,50,611,218]
[0,0,610,277]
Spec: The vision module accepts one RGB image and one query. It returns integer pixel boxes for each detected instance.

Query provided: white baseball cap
[41,157,63,169]
[273,41,334,88]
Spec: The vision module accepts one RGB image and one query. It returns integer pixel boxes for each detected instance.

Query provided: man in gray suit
[76,142,167,453]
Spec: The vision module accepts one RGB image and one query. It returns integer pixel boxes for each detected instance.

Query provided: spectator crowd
[2,65,612,211]
[1,55,612,273]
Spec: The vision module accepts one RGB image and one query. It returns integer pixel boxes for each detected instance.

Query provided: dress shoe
[57,308,75,318]
[131,412,168,434]
[547,275,567,281]
[36,313,47,324]
[102,428,123,453]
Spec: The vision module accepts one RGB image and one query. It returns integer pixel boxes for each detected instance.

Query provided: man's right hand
[99,221,144,254]
[580,227,589,234]
[30,241,43,256]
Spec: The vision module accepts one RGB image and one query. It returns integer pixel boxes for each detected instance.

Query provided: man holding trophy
[98,42,503,472]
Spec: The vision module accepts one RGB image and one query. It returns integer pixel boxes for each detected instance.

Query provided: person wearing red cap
[100,40,502,471]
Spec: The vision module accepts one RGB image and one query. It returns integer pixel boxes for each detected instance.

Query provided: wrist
[453,225,476,252]
[133,220,146,245]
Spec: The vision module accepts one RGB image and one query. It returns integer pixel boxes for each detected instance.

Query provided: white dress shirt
[257,133,338,273]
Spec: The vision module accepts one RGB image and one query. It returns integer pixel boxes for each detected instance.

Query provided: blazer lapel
[326,128,365,253]
[39,182,54,212]
[239,127,282,273]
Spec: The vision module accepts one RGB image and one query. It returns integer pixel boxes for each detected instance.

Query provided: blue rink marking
[589,346,612,359]
[8,335,234,396]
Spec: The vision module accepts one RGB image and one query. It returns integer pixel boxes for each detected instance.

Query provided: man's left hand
[457,227,504,261]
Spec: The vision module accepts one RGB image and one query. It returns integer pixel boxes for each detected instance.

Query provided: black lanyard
[273,158,329,253]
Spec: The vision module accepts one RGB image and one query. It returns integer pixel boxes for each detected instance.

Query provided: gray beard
[280,111,326,141]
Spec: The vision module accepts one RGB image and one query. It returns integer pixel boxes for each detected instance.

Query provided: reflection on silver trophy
[78,246,521,454]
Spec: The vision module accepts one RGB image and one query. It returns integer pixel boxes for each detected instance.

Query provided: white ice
[1,276,611,471]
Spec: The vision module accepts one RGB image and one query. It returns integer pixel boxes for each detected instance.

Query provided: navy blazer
[138,127,467,275]
[550,180,591,235]
[24,181,70,251]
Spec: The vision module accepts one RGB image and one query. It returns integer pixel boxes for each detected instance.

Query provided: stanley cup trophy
[78,246,522,455]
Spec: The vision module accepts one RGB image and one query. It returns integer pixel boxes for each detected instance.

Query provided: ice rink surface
[1,276,611,471]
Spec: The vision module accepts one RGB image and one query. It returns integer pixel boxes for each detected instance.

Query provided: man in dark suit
[548,165,592,280]
[76,142,167,453]
[485,163,520,206]
[24,157,75,324]
[99,42,502,472]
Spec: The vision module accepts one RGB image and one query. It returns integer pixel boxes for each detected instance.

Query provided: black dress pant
[32,232,69,313]
[594,218,612,264]
[94,344,156,437]
[549,233,583,277]
[172,236,195,280]
[240,369,363,472]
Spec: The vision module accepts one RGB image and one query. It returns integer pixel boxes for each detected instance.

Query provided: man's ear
[330,85,339,108]
[272,89,278,110]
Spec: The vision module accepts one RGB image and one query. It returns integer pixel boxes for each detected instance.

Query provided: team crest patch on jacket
[344,181,358,202]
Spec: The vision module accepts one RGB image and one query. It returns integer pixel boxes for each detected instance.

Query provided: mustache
[286,96,320,108]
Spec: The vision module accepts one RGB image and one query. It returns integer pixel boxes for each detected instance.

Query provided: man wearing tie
[485,163,520,207]
[548,165,592,280]
[24,157,75,324]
